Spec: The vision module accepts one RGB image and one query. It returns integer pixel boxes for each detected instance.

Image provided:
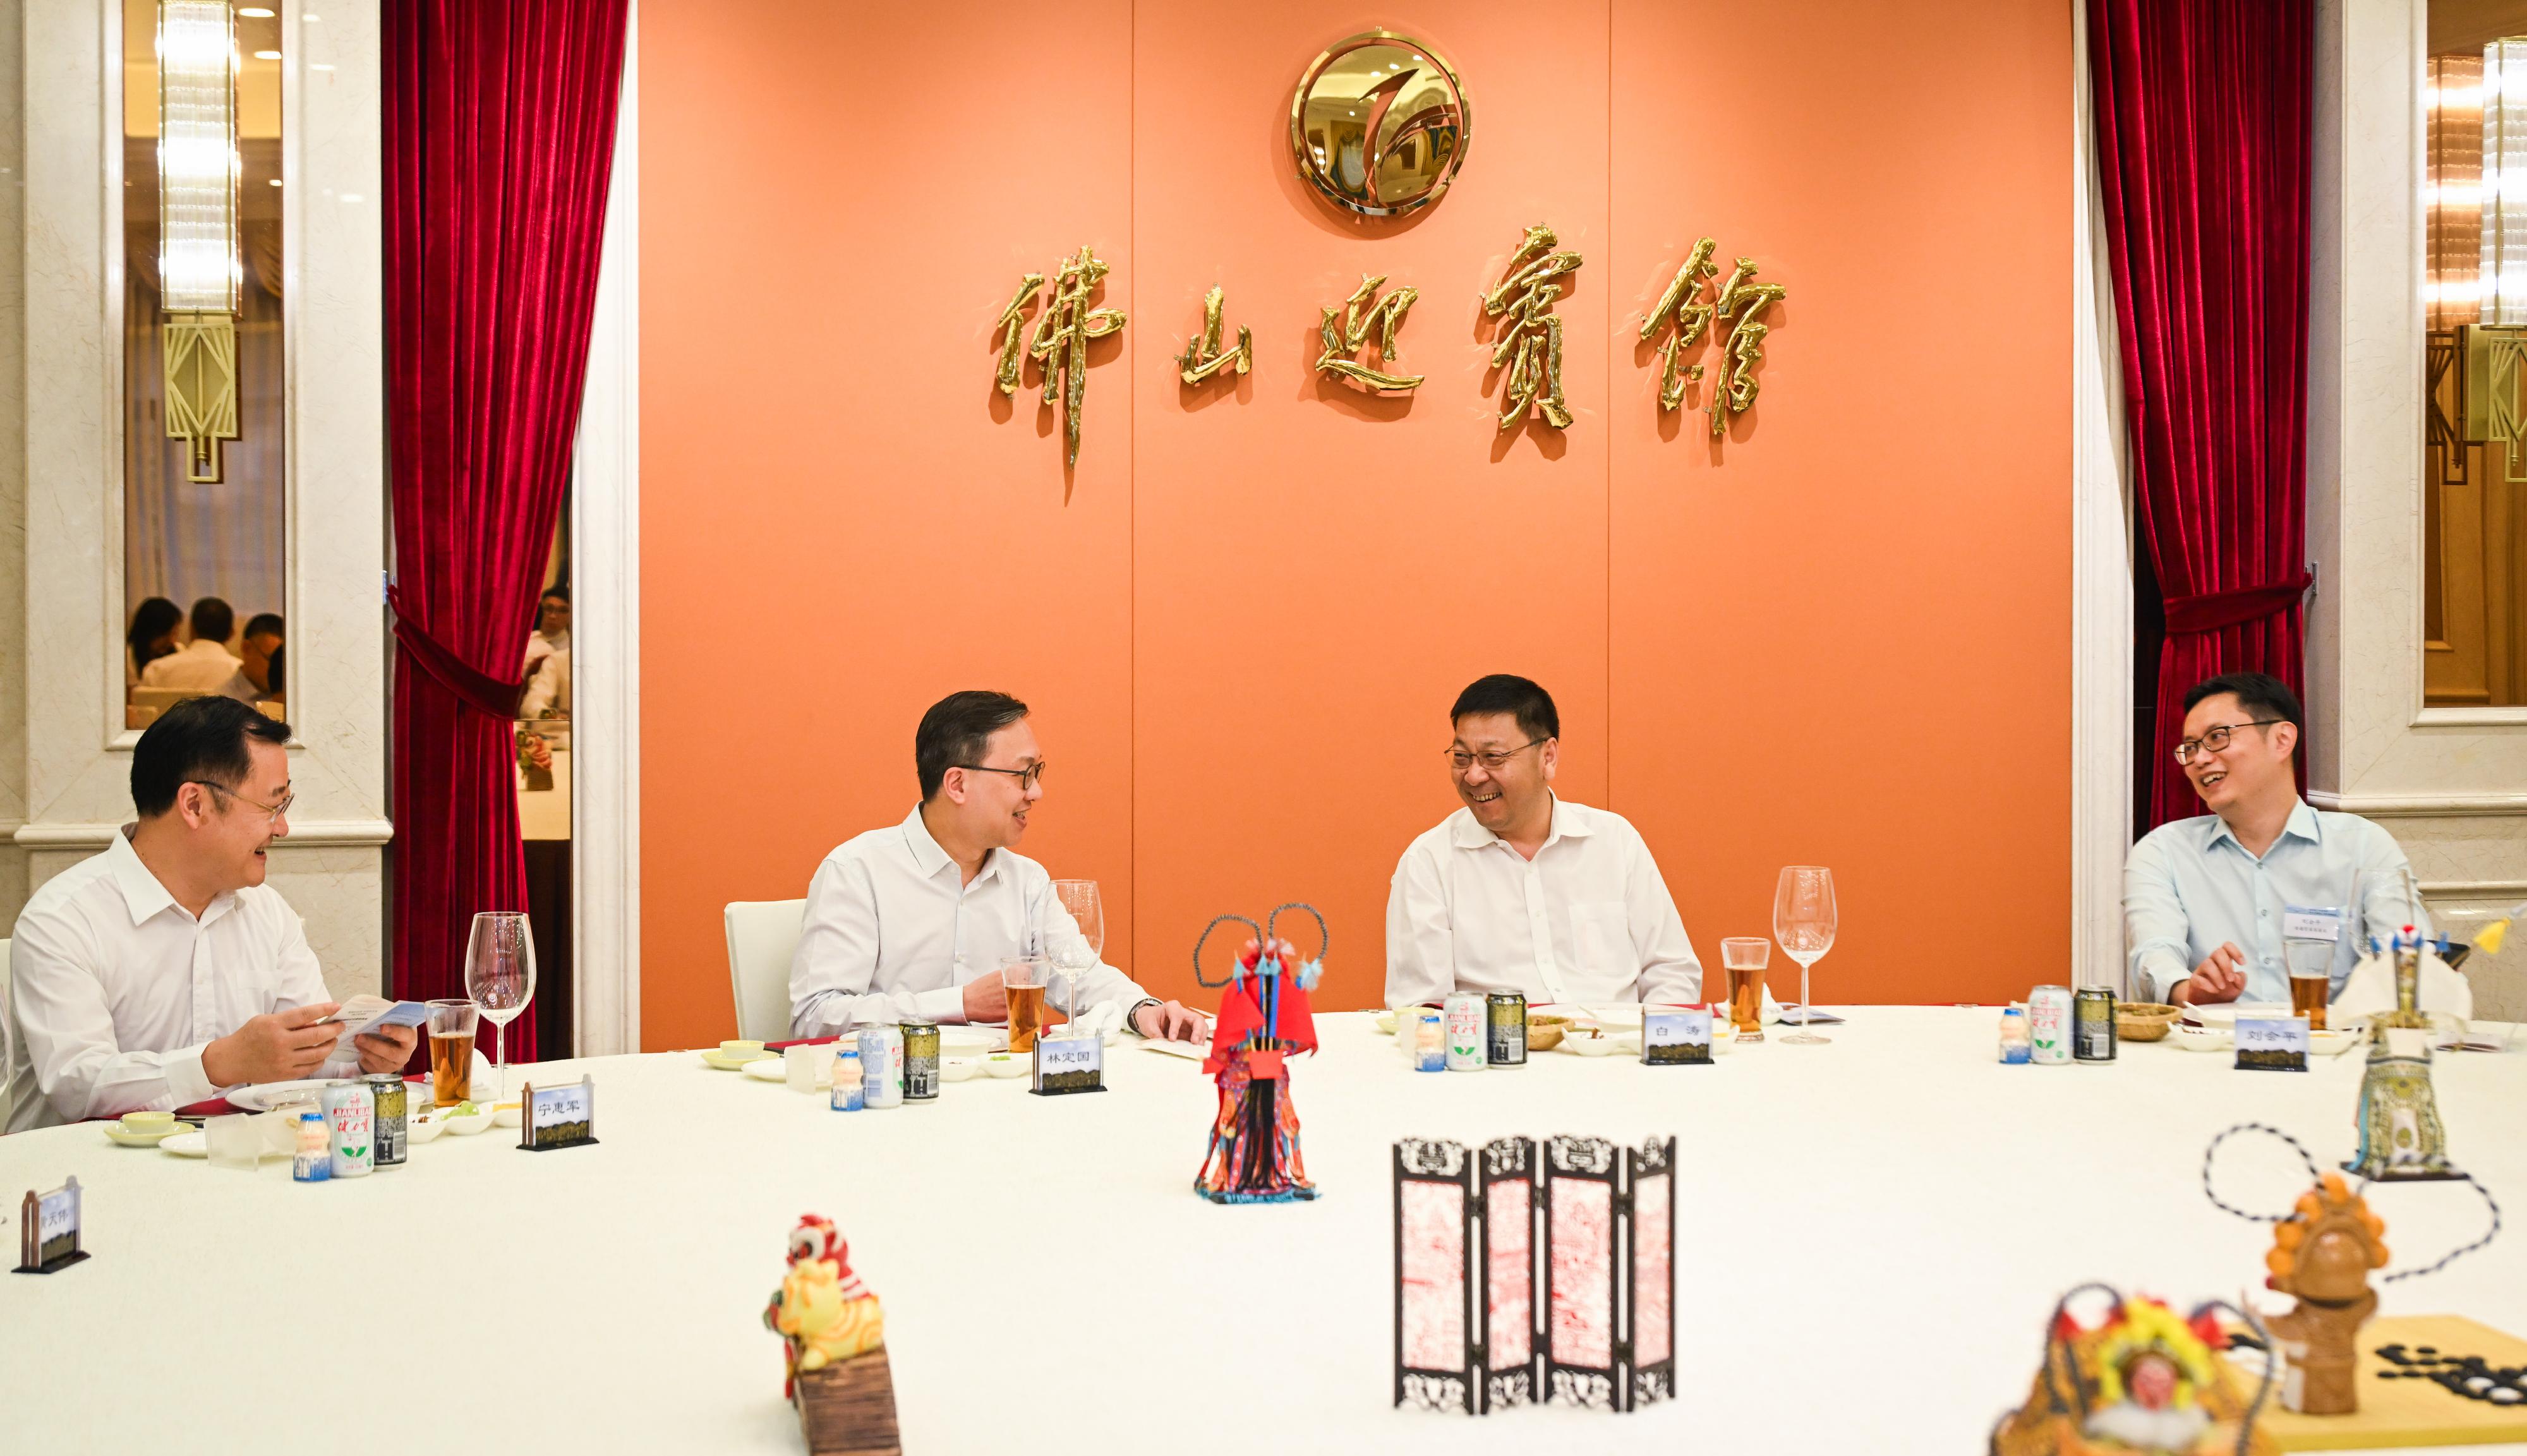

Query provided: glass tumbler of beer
[1001,956,1049,1055]
[426,999,479,1106]
[1721,937,1771,1042]
[2284,939,2333,1032]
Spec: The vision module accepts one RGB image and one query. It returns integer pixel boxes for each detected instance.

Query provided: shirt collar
[1450,795,1593,851]
[2206,798,2320,854]
[900,804,998,886]
[105,824,185,926]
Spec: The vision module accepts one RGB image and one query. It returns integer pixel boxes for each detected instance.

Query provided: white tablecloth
[2,1009,2521,1453]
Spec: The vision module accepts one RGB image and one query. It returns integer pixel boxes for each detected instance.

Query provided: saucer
[699,1049,775,1071]
[159,1131,210,1157]
[106,1123,183,1147]
[740,1058,788,1083]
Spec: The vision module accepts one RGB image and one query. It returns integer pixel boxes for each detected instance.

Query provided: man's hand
[2173,943,2248,1007]
[1132,999,1207,1042]
[960,974,1008,1024]
[202,1002,342,1086]
[353,1023,419,1075]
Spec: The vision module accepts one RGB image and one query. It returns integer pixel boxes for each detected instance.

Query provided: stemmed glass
[1773,867,1838,1046]
[1049,879,1104,1026]
[464,911,538,1098]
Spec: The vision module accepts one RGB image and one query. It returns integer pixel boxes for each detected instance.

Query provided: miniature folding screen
[1545,1136,1622,1410]
[1480,1136,1540,1411]
[1627,1138,1678,1407]
[1393,1138,1476,1412]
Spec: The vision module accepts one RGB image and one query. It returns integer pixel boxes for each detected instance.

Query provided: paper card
[1641,1009,1713,1066]
[520,1075,598,1150]
[2283,905,2344,941]
[321,996,432,1051]
[1030,1032,1104,1095]
[2236,1016,2310,1073]
[15,1177,86,1274]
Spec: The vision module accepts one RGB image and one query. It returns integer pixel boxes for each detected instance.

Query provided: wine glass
[464,911,537,1098]
[1049,879,1104,1025]
[1772,867,1838,1045]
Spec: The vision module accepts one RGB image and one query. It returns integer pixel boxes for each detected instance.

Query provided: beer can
[899,1020,941,1103]
[2073,986,2118,1062]
[858,1025,904,1109]
[1486,992,1528,1067]
[364,1072,408,1166]
[321,1080,375,1177]
[2027,985,2073,1066]
[1443,992,1486,1071]
[1409,1008,1447,1072]
[291,1111,331,1182]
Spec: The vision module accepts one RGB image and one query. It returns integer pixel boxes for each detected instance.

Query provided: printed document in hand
[321,994,433,1049]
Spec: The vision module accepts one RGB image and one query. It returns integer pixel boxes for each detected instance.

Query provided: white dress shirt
[521,648,571,718]
[138,637,249,694]
[2125,800,2427,1006]
[523,629,570,677]
[1385,797,1704,1009]
[789,806,1159,1038]
[4,827,358,1133]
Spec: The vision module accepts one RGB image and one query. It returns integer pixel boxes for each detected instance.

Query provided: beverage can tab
[2235,1016,2310,1073]
[1642,1008,1713,1066]
[2283,905,2343,941]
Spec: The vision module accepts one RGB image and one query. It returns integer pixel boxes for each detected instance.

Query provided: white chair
[723,899,807,1044]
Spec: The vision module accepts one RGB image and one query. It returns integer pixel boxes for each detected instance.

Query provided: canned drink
[828,1047,864,1111]
[900,1020,940,1102]
[291,1111,331,1182]
[1443,992,1486,1071]
[2027,985,2073,1066]
[321,1080,375,1177]
[364,1073,407,1166]
[1409,1008,1447,1072]
[858,1026,903,1109]
[2073,987,2118,1062]
[1486,992,1528,1067]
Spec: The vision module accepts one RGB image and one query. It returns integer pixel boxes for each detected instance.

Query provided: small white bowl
[2168,1023,2233,1054]
[1372,1008,1399,1035]
[407,1116,447,1145]
[442,1109,495,1136]
[982,1051,1028,1079]
[940,1056,980,1083]
[938,1030,996,1061]
[492,1104,522,1128]
[1561,1027,1627,1057]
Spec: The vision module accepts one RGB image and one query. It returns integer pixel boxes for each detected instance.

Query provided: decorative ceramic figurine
[1992,1287,2276,1456]
[2261,1174,2387,1415]
[1193,904,1325,1205]
[2346,929,2461,1182]
[764,1214,899,1456]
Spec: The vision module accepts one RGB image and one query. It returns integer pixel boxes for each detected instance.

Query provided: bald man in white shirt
[1385,675,1707,1009]
[4,696,415,1133]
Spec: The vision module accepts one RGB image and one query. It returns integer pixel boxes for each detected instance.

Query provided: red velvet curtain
[2089,0,2313,829]
[385,0,627,1057]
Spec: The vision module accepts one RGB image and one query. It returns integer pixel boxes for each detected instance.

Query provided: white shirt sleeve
[2123,830,2194,1003]
[1384,838,1454,1008]
[1622,826,1703,1004]
[788,853,965,1037]
[12,903,219,1119]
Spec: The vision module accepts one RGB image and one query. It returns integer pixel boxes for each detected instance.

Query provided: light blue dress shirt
[2123,801,2429,1005]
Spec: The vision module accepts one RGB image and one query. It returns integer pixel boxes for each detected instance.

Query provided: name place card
[2235,1016,2310,1073]
[519,1074,600,1150]
[15,1176,88,1275]
[1642,1008,1713,1067]
[1031,1031,1106,1096]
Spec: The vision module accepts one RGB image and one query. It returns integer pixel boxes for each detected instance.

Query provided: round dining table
[3,1008,2521,1453]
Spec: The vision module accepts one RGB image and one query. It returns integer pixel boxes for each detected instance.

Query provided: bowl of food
[492,1102,522,1128]
[1525,1014,1570,1052]
[407,1110,448,1145]
[2115,1002,2181,1042]
[940,1055,982,1083]
[1560,1024,1634,1057]
[440,1102,495,1135]
[982,1051,1028,1079]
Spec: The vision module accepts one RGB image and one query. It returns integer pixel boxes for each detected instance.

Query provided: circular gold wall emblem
[1288,32,1471,217]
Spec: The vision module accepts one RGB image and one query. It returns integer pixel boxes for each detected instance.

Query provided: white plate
[740,1058,788,1083]
[160,1131,209,1157]
[224,1078,339,1112]
[699,1050,774,1071]
[1371,1009,1399,1036]
[2177,1002,2289,1030]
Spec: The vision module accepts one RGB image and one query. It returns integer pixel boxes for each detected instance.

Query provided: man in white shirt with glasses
[2125,672,2424,1009]
[789,690,1205,1042]
[5,696,416,1133]
[1385,675,1706,1010]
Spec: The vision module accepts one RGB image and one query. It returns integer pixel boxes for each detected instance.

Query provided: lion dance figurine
[2262,1174,2388,1415]
[764,1214,886,1400]
[1193,904,1326,1205]
[1992,1287,2276,1456]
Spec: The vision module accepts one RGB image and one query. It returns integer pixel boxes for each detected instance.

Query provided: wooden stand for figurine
[792,1348,901,1456]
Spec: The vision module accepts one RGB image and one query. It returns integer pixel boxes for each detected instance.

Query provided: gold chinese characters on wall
[994,246,1128,467]
[1643,237,1787,436]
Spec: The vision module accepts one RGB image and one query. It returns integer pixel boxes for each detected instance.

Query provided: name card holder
[15,1176,88,1275]
[1641,1009,1713,1066]
[2235,1017,2310,1073]
[1031,1030,1106,1096]
[519,1074,600,1150]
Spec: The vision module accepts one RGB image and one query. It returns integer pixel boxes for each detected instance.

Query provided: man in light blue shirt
[2125,673,2427,1008]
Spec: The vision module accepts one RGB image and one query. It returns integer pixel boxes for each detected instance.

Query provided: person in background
[521,644,570,719]
[523,585,570,677]
[2125,673,2425,1009]
[1385,674,1706,1010]
[238,613,285,701]
[140,597,248,696]
[125,596,183,688]
[790,690,1205,1042]
[3,696,418,1133]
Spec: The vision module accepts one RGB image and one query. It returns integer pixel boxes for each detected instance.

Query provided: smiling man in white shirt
[4,696,416,1133]
[789,690,1205,1042]
[1385,675,1704,1009]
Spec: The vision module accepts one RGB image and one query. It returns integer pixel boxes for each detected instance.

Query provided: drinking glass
[1773,867,1839,1045]
[1720,937,1770,1042]
[426,999,478,1106]
[464,912,536,1100]
[2284,939,2334,1032]
[1049,879,1105,1023]
[1001,956,1049,1054]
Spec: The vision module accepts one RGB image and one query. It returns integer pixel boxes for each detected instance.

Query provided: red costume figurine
[1194,905,1326,1204]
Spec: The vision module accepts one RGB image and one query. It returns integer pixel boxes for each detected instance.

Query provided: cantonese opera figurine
[1193,904,1327,1205]
[1993,1288,2277,1456]
[764,1215,886,1399]
[2262,1174,2388,1415]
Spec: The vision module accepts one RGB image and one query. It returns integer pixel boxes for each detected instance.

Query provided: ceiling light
[157,0,241,484]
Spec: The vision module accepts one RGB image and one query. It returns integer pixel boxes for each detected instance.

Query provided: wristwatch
[1125,997,1160,1036]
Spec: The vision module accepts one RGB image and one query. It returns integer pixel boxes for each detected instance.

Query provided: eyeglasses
[1445,738,1545,773]
[187,780,294,825]
[958,762,1046,790]
[2171,721,2284,765]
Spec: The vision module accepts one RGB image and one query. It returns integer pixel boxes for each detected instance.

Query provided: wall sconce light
[2480,37,2527,327]
[157,0,242,483]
